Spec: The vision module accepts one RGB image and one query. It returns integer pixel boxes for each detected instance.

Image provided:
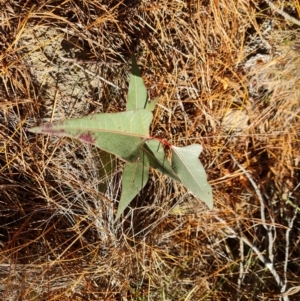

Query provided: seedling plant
[29,56,213,219]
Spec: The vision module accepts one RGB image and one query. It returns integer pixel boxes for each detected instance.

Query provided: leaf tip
[203,186,213,210]
[146,97,159,112]
[29,123,66,136]
[27,126,39,133]
[207,200,214,210]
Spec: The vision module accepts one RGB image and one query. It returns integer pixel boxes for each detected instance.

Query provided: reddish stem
[148,136,172,148]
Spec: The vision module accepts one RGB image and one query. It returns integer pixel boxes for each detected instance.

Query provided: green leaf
[116,150,149,219]
[127,56,147,111]
[28,109,152,163]
[171,145,213,209]
[146,97,158,112]
[143,139,180,182]
[97,150,116,193]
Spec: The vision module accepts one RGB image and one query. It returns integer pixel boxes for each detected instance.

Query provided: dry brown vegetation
[0,0,300,300]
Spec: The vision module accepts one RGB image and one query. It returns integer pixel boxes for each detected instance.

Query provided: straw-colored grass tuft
[0,0,299,300]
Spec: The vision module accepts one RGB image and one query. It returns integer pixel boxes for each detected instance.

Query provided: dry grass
[0,0,300,300]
